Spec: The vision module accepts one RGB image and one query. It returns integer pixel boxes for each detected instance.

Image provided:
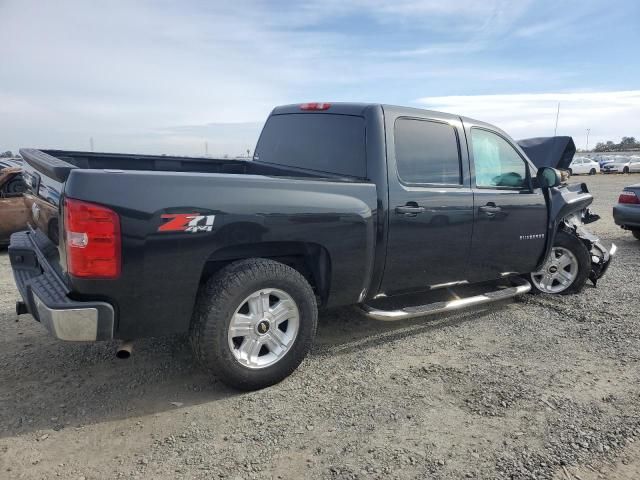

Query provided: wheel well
[199,242,331,306]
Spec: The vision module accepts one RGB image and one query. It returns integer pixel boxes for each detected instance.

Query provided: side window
[394,118,461,185]
[471,129,528,189]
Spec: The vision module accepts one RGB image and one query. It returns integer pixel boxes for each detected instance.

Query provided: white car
[568,157,600,175]
[602,156,640,174]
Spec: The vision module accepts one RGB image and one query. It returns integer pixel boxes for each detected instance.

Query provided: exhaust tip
[116,341,133,359]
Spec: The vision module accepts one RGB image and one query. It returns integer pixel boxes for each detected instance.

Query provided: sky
[1,0,639,156]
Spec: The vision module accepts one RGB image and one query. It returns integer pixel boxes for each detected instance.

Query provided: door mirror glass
[537,167,561,188]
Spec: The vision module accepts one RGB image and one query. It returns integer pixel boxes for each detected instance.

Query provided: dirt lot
[1,174,639,480]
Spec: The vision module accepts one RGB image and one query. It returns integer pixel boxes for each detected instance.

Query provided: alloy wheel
[531,247,579,294]
[227,288,300,369]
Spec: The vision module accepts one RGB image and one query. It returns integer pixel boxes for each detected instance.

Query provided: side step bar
[360,277,531,321]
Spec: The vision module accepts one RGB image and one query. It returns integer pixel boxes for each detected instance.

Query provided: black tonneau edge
[19,148,76,183]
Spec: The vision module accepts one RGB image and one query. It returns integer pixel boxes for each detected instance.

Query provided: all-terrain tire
[632,230,640,241]
[529,230,591,295]
[190,258,318,390]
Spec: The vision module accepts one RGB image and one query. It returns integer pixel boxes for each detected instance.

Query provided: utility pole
[90,137,94,152]
[585,129,591,151]
[553,103,560,136]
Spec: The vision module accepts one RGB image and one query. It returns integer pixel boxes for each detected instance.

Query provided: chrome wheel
[227,288,300,369]
[531,247,579,293]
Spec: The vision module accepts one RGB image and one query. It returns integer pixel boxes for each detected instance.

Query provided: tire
[190,258,318,390]
[5,177,26,194]
[623,167,630,174]
[567,168,573,176]
[632,230,640,241]
[529,230,591,295]
[589,168,596,175]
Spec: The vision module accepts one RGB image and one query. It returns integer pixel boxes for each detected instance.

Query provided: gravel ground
[1,174,639,480]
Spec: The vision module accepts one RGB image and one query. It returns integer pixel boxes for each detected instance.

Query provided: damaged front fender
[539,182,616,286]
[562,212,617,286]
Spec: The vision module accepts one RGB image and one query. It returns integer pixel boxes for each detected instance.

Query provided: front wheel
[529,231,591,295]
[632,230,640,241]
[589,168,596,175]
[623,167,630,174]
[190,258,318,390]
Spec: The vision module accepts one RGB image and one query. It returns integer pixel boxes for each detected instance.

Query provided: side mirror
[536,167,561,189]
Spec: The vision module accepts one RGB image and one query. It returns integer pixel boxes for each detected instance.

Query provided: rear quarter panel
[64,170,377,338]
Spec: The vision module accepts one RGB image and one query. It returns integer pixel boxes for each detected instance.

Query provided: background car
[613,184,640,240]
[568,157,600,175]
[602,156,640,174]
[598,156,615,168]
[0,165,29,245]
[0,159,26,194]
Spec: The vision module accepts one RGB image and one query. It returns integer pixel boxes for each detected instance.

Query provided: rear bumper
[613,204,640,230]
[9,230,114,341]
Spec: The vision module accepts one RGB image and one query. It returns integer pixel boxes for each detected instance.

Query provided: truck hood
[517,136,576,170]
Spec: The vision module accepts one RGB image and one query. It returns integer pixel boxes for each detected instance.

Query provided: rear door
[381,108,474,294]
[464,124,548,281]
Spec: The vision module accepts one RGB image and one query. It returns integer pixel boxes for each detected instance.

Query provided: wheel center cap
[548,265,558,274]
[256,320,270,335]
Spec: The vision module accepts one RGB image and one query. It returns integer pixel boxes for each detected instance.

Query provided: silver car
[602,156,640,174]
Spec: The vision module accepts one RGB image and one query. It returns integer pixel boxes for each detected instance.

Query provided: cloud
[415,91,640,146]
[0,0,636,155]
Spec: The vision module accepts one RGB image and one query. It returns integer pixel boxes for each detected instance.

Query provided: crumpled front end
[562,211,616,286]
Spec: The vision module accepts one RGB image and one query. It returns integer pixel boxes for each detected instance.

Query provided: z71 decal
[159,213,215,233]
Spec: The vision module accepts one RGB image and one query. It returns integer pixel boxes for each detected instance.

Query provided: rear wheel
[632,230,640,241]
[529,231,590,295]
[190,258,318,390]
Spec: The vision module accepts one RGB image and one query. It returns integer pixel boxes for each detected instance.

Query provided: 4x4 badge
[158,213,215,233]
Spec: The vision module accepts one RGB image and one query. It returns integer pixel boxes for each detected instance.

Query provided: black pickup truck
[10,103,615,390]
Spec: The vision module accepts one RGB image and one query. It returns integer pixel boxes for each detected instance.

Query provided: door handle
[479,203,502,216]
[395,203,425,215]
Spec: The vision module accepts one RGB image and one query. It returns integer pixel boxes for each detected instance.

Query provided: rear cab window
[253,113,366,177]
[394,118,462,185]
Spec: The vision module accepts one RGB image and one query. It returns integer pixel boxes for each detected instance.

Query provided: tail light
[300,102,331,111]
[618,191,640,204]
[64,198,121,278]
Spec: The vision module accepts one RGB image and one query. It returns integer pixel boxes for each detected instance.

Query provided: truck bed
[19,149,352,183]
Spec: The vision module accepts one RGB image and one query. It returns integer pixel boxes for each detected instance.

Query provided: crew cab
[9,103,615,390]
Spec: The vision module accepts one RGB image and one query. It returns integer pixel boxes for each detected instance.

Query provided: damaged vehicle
[9,104,615,390]
[0,162,29,245]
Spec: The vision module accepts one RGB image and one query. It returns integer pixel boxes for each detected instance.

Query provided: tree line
[593,137,640,152]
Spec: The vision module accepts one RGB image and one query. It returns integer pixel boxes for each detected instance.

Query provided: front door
[465,126,548,281]
[381,113,474,294]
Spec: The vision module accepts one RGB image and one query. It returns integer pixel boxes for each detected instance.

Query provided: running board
[360,277,531,321]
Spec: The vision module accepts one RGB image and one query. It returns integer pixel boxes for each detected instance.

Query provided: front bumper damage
[563,211,616,286]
